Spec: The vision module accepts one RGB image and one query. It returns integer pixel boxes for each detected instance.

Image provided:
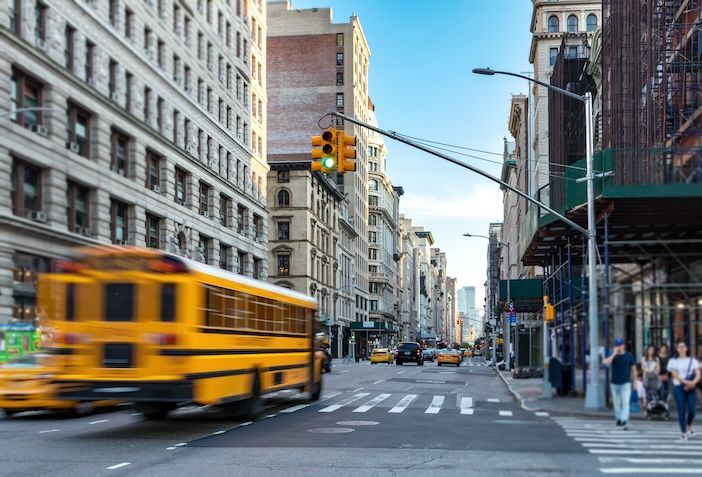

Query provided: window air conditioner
[28,211,48,223]
[115,240,129,246]
[77,227,92,237]
[201,210,209,217]
[35,38,47,51]
[110,92,121,102]
[68,142,80,154]
[219,74,226,82]
[151,184,160,193]
[34,124,49,137]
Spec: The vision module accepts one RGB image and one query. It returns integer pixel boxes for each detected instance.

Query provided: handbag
[684,358,695,382]
[630,389,640,413]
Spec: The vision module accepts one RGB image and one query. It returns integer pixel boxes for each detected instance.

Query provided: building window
[66,103,90,157]
[548,15,559,33]
[277,221,290,240]
[110,199,129,244]
[237,205,246,234]
[369,231,377,243]
[586,14,597,32]
[146,214,160,248]
[64,25,75,71]
[157,97,164,132]
[35,2,46,42]
[199,181,210,215]
[336,52,344,66]
[237,251,245,274]
[199,235,210,263]
[125,8,134,39]
[336,93,344,107]
[369,179,379,191]
[253,258,261,279]
[110,129,129,176]
[125,72,133,112]
[175,167,187,205]
[10,69,43,128]
[277,254,290,276]
[567,14,578,32]
[109,0,118,26]
[369,248,378,260]
[85,40,95,82]
[108,59,118,96]
[369,214,377,226]
[157,39,165,69]
[219,194,229,226]
[277,170,290,183]
[10,0,21,35]
[549,47,558,66]
[336,72,343,85]
[336,33,344,47]
[369,195,379,206]
[219,244,230,270]
[144,87,152,122]
[11,159,42,217]
[146,151,161,191]
[277,189,290,207]
[66,181,89,233]
[567,45,578,58]
[252,214,262,240]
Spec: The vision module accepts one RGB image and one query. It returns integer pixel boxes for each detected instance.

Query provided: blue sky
[289,0,534,312]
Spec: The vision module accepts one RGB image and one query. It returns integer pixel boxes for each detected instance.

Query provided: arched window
[586,14,597,32]
[548,15,559,33]
[567,14,578,32]
[277,189,290,207]
[369,179,378,191]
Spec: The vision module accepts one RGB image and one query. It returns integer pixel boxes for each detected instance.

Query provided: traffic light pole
[324,111,588,236]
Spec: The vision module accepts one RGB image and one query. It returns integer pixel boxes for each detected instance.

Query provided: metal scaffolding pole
[604,214,611,404]
[567,239,576,392]
[581,238,588,394]
[559,247,567,366]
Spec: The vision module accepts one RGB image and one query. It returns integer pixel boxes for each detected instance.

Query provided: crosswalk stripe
[461,408,475,415]
[599,457,702,465]
[535,412,550,417]
[353,394,391,413]
[487,398,500,403]
[319,392,341,402]
[460,397,473,410]
[279,404,310,413]
[584,442,702,450]
[499,410,513,417]
[318,393,369,413]
[425,395,444,414]
[590,449,702,456]
[388,394,417,413]
[600,468,702,474]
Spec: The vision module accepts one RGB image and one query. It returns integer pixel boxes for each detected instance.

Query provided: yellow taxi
[0,353,115,417]
[437,349,461,367]
[370,348,394,364]
[463,349,473,358]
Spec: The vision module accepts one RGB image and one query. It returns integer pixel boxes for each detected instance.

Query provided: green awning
[499,278,544,312]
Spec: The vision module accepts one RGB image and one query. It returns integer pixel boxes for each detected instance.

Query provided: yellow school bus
[38,247,323,419]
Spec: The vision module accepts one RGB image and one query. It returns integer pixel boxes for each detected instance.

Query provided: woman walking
[667,341,701,440]
[658,344,671,401]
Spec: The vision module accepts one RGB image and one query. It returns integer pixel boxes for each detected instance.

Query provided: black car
[395,342,424,366]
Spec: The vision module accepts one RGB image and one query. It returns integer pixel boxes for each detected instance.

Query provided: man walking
[603,338,636,429]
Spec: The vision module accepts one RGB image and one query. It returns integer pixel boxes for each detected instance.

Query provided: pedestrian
[642,346,660,378]
[667,340,700,441]
[658,344,671,401]
[603,337,636,429]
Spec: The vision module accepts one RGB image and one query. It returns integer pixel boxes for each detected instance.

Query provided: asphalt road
[1,357,694,476]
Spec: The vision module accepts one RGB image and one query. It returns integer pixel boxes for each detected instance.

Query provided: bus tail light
[64,333,93,344]
[146,333,178,345]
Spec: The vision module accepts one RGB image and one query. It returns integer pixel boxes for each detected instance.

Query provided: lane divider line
[89,419,108,425]
[107,463,130,470]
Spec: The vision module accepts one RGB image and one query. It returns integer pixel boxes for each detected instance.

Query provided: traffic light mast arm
[324,111,587,235]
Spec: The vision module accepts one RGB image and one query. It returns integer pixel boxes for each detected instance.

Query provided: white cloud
[400,187,503,219]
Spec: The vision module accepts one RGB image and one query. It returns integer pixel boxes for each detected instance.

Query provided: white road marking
[239,421,253,426]
[487,398,500,403]
[175,443,187,447]
[599,457,702,465]
[583,442,702,450]
[600,469,702,475]
[279,404,310,413]
[129,412,141,416]
[389,394,417,413]
[89,419,108,425]
[106,463,130,470]
[39,429,60,434]
[590,449,702,456]
[212,430,226,435]
[499,410,513,417]
[339,369,350,374]
[166,447,177,450]
[372,379,384,385]
[396,370,406,374]
[353,394,391,413]
[460,397,473,414]
[350,388,364,393]
[318,393,369,413]
[425,395,445,414]
[535,412,550,417]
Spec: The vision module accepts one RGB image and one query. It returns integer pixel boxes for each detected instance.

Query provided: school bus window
[232,291,247,328]
[66,283,76,321]
[160,283,175,322]
[104,283,134,321]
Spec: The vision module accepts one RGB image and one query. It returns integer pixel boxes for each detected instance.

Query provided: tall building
[431,249,447,341]
[529,0,601,207]
[367,105,402,346]
[413,227,436,341]
[1,0,267,323]
[336,199,357,357]
[457,286,476,315]
[267,1,372,331]
[398,215,420,342]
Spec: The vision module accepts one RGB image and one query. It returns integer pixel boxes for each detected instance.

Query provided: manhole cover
[307,428,355,434]
[335,420,380,426]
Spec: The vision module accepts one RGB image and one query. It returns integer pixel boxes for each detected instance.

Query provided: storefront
[350,321,397,359]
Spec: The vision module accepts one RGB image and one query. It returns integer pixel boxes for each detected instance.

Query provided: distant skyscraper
[457,287,476,315]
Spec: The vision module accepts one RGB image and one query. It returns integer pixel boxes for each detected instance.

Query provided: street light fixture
[473,67,604,409]
[463,233,510,370]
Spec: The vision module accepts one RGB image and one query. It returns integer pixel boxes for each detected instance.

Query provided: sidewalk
[497,368,679,420]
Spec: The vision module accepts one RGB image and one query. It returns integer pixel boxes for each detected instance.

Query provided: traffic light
[311,128,338,173]
[337,131,357,173]
[543,295,555,323]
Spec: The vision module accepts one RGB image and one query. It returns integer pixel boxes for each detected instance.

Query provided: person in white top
[667,340,701,441]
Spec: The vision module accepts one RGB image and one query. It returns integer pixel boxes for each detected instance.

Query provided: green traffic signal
[322,156,335,170]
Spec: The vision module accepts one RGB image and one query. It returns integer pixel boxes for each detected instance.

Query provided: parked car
[370,348,394,364]
[421,348,436,362]
[395,342,423,366]
[437,349,461,367]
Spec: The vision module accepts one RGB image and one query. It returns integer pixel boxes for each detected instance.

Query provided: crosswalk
[555,417,702,475]
[275,391,536,418]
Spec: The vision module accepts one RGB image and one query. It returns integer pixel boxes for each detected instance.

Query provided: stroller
[644,373,670,420]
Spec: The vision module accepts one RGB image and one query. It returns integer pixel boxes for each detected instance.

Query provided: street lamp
[464,233,511,370]
[473,67,604,409]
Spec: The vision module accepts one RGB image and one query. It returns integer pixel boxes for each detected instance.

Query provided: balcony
[369,272,389,284]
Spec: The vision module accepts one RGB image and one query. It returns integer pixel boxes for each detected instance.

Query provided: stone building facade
[0,0,267,323]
